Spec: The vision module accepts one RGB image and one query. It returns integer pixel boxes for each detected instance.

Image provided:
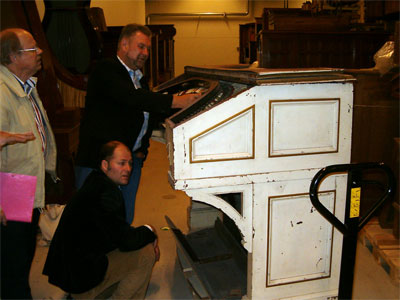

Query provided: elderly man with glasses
[0,28,57,299]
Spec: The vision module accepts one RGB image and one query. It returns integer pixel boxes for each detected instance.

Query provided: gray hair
[118,24,151,47]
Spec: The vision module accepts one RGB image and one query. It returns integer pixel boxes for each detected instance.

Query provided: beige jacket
[0,64,57,208]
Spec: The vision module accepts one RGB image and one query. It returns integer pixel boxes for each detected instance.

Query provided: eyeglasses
[18,47,40,53]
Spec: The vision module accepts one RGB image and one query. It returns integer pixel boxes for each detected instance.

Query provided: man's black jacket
[75,57,173,168]
[43,170,156,293]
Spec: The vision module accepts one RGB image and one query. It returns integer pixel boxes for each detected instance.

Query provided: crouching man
[43,141,159,299]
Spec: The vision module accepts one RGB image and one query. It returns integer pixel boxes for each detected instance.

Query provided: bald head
[99,141,132,186]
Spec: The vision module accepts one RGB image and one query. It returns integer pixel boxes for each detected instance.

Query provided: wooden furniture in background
[239,18,262,65]
[258,31,390,69]
[346,69,399,165]
[345,69,399,225]
[262,8,354,32]
[42,0,102,75]
[364,0,400,22]
[392,138,400,239]
[147,25,176,89]
[253,7,390,69]
[255,5,394,69]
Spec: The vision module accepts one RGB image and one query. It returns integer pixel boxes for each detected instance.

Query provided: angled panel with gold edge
[189,105,255,163]
[269,99,340,157]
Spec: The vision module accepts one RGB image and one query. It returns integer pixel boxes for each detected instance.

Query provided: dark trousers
[1,209,40,299]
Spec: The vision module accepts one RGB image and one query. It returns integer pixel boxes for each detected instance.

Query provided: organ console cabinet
[157,65,355,299]
[239,6,398,229]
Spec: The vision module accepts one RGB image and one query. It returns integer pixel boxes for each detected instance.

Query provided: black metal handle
[309,162,396,236]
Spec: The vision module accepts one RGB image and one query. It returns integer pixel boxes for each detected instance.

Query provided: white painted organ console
[156,65,355,300]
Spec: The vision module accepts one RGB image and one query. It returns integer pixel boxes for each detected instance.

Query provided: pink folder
[0,172,37,223]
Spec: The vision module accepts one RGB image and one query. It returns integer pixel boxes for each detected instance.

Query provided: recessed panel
[269,99,339,157]
[190,106,254,163]
[267,192,335,286]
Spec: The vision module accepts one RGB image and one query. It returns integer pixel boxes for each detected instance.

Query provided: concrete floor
[31,140,400,299]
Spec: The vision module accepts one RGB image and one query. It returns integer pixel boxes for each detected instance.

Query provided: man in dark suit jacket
[43,141,160,299]
[74,24,199,224]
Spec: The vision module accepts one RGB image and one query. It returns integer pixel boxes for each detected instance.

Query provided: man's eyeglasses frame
[18,47,40,53]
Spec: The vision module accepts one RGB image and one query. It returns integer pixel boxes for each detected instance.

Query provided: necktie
[129,70,141,89]
[27,90,47,153]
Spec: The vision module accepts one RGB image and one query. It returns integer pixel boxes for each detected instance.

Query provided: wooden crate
[359,223,395,251]
[359,219,400,285]
[377,248,400,285]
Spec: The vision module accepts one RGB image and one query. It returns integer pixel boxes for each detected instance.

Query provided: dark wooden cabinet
[42,0,102,75]
[346,69,399,165]
[262,8,353,32]
[146,25,176,89]
[256,8,390,69]
[345,69,399,226]
[239,19,261,65]
[258,30,390,69]
[365,0,400,21]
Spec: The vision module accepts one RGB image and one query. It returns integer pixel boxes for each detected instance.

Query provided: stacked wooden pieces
[359,218,400,285]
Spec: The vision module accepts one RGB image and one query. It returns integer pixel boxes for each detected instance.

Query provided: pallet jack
[309,162,396,300]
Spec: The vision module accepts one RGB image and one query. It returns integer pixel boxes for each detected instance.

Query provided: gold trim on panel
[266,190,336,288]
[189,105,255,163]
[268,98,341,158]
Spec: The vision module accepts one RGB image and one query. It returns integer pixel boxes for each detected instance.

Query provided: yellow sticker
[350,187,361,218]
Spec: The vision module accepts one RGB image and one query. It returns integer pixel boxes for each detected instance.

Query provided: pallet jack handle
[309,162,396,300]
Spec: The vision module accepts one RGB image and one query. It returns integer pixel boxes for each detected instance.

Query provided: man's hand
[146,225,160,262]
[171,93,200,109]
[0,131,35,150]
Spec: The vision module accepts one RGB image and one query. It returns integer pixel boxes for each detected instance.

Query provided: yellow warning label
[350,187,361,218]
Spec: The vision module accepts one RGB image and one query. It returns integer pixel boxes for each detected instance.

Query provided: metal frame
[309,162,396,299]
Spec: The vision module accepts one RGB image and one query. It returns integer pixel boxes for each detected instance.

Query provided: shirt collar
[117,55,142,81]
[12,74,37,96]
